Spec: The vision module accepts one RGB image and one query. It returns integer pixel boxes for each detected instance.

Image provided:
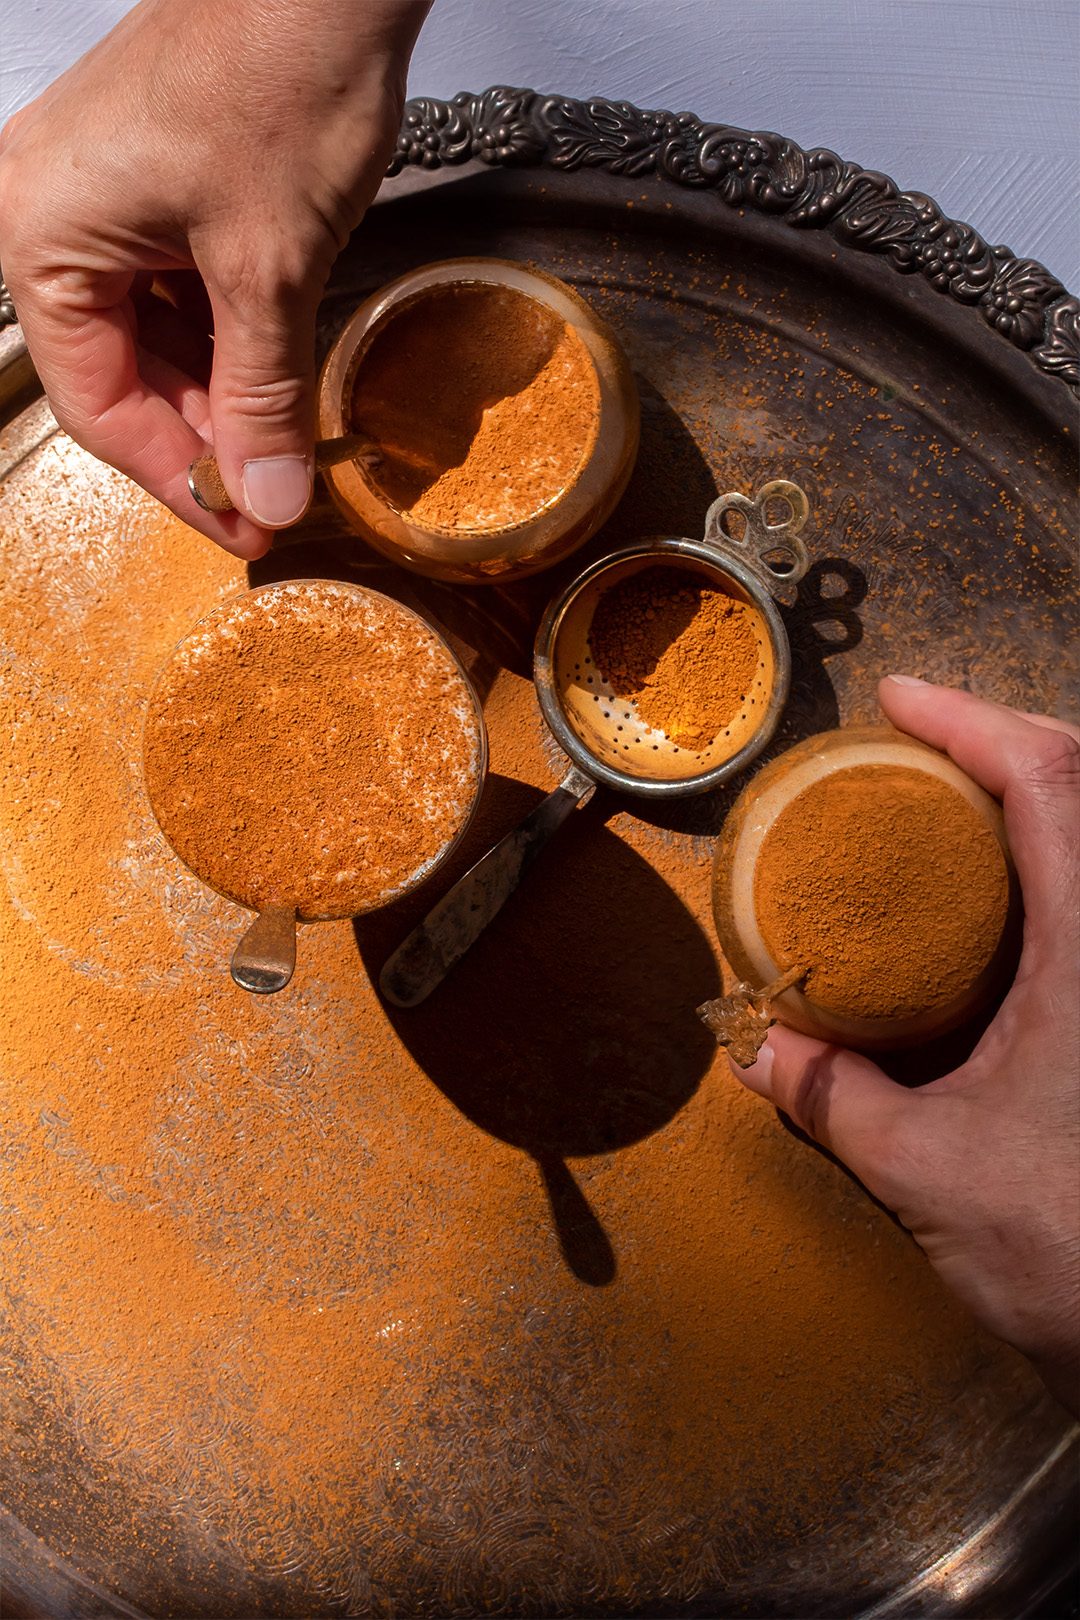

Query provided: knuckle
[867,1102,930,1203]
[210,247,276,312]
[816,1095,929,1222]
[0,108,26,156]
[790,1046,841,1143]
[210,233,323,315]
[0,166,20,246]
[215,370,309,426]
[0,252,36,324]
[1023,730,1080,797]
[306,180,358,258]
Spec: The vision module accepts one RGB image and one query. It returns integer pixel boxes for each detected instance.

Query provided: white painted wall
[2,0,1077,288]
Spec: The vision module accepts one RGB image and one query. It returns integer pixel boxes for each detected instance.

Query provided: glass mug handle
[703,480,811,592]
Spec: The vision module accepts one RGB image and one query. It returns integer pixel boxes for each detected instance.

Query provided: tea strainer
[381,480,811,1006]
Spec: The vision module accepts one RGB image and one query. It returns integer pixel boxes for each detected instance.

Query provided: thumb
[733,1024,913,1191]
[204,267,319,528]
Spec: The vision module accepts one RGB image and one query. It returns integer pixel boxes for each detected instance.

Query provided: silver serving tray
[1,88,1077,1620]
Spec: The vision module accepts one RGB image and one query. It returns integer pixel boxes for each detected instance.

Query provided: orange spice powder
[0,441,1053,1617]
[754,763,1010,1019]
[350,283,600,532]
[142,581,482,920]
[588,564,766,750]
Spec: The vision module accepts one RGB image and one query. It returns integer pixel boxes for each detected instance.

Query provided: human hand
[0,0,431,557]
[731,677,1080,1414]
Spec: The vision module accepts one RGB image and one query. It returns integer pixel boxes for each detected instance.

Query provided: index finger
[13,270,271,560]
[878,677,1079,960]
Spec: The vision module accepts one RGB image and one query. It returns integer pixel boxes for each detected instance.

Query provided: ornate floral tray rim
[1,84,1076,401]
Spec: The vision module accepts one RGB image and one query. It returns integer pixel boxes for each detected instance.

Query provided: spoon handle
[188,435,377,514]
[380,766,595,1009]
[231,907,297,994]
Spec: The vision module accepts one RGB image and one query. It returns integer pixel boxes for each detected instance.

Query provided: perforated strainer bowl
[535,481,811,798]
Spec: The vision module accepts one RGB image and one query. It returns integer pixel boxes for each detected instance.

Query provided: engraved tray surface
[1,92,1078,1620]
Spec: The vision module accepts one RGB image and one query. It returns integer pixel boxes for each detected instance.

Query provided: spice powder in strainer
[588,565,767,750]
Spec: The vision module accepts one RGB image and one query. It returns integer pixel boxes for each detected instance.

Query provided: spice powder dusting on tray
[2,421,1053,1616]
[350,283,601,533]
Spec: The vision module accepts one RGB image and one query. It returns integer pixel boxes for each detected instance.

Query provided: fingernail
[242,456,313,527]
[885,674,928,688]
[728,1041,774,1098]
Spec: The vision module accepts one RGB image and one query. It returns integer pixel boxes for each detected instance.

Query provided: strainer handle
[703,480,810,591]
[379,766,595,1008]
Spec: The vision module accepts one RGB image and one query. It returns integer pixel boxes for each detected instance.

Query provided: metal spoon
[188,435,380,514]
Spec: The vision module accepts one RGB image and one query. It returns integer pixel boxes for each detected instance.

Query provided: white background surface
[2,0,1077,288]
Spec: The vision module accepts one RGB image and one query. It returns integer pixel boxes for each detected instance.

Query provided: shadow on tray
[354,779,721,1289]
[254,388,868,1285]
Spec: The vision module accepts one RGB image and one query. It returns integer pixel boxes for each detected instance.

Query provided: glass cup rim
[141,577,489,921]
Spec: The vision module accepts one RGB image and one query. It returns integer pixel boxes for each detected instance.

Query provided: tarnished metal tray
[1,90,1077,1619]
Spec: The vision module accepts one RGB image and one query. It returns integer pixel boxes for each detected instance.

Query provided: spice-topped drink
[143,580,486,990]
[708,726,1019,1051]
[350,282,600,533]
